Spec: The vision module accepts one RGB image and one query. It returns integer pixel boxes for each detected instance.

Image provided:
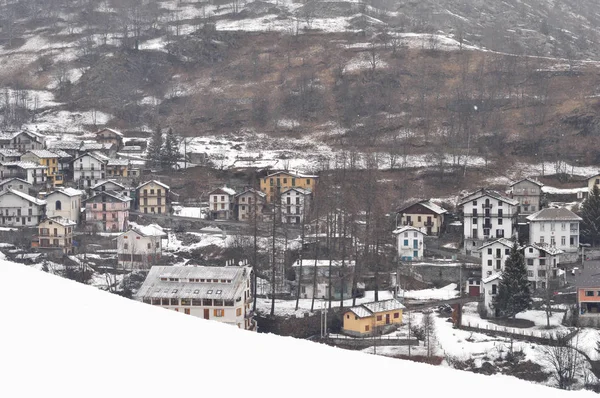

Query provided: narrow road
[404,295,480,311]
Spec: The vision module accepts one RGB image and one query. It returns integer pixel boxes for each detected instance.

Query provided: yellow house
[342,299,405,336]
[37,216,76,254]
[21,149,62,186]
[137,180,170,214]
[397,200,447,236]
[106,159,130,178]
[259,170,318,203]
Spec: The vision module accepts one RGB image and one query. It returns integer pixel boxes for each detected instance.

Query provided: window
[538,270,546,277]
[404,239,409,246]
[540,259,546,266]
[306,179,310,185]
[473,200,477,206]
[527,271,533,277]
[376,315,382,321]
[491,284,497,295]
[586,291,594,297]
[529,248,534,253]
[393,312,399,319]
[365,325,370,332]
[214,309,224,317]
[561,223,566,231]
[540,236,545,244]
[487,248,492,255]
[527,259,534,266]
[181,298,191,306]
[147,243,151,249]
[496,260,501,270]
[561,237,566,246]
[498,218,503,225]
[55,200,62,210]
[551,223,555,231]
[124,243,129,250]
[418,216,421,222]
[540,223,545,231]
[170,298,178,306]
[236,308,242,316]
[487,259,492,266]
[505,249,509,255]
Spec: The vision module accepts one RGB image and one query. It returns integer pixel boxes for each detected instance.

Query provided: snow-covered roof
[73,152,109,163]
[128,222,166,237]
[91,180,127,190]
[265,169,318,179]
[458,188,518,206]
[0,260,587,398]
[97,128,123,137]
[2,189,46,206]
[292,259,356,268]
[509,177,544,188]
[1,161,47,170]
[85,191,131,203]
[120,146,142,152]
[41,217,76,227]
[479,238,515,250]
[209,186,236,196]
[347,298,405,318]
[50,149,72,158]
[524,243,563,256]
[48,141,82,150]
[392,226,426,236]
[0,178,31,187]
[482,273,502,284]
[135,265,250,301]
[235,188,266,198]
[0,149,22,157]
[107,159,130,166]
[23,149,59,159]
[281,187,311,195]
[47,188,83,198]
[137,180,170,190]
[398,200,447,215]
[80,143,104,152]
[526,207,582,222]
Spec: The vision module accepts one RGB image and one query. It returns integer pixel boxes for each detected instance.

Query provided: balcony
[483,223,492,229]
[37,233,68,238]
[424,221,434,227]
[482,203,493,209]
[403,221,413,226]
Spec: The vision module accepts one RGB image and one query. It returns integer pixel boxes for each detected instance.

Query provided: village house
[209,187,236,220]
[396,200,447,236]
[135,265,255,330]
[95,128,124,149]
[235,188,266,221]
[292,259,355,299]
[106,158,131,179]
[0,178,31,194]
[73,152,108,189]
[36,217,76,254]
[50,149,73,181]
[116,223,166,268]
[45,188,83,223]
[573,262,600,327]
[510,178,544,215]
[47,141,83,158]
[587,173,600,194]
[84,190,131,232]
[0,149,22,163]
[0,161,47,185]
[0,131,46,152]
[458,188,519,256]
[136,180,169,214]
[92,180,132,197]
[0,189,45,226]
[80,142,116,157]
[393,226,426,261]
[481,273,502,317]
[259,170,318,203]
[480,238,514,278]
[280,187,311,224]
[21,149,62,186]
[522,243,563,291]
[342,299,405,336]
[527,207,581,254]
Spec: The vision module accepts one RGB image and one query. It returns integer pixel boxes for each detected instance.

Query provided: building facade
[0,178,31,194]
[235,189,266,221]
[259,170,317,203]
[480,238,514,278]
[459,189,518,256]
[95,128,124,149]
[73,152,108,188]
[292,259,355,300]
[45,188,83,223]
[0,189,45,226]
[392,226,425,261]
[116,224,166,268]
[280,187,311,224]
[527,207,581,254]
[135,265,255,330]
[37,217,76,254]
[0,162,47,185]
[397,200,447,236]
[84,191,131,232]
[209,187,236,220]
[21,150,62,186]
[510,178,544,215]
[342,299,405,336]
[136,180,169,215]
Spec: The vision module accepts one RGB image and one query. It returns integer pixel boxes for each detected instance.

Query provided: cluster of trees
[147,126,180,170]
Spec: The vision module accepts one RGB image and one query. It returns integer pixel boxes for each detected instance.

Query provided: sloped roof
[235,188,266,198]
[73,152,109,163]
[479,238,516,250]
[128,222,166,237]
[23,150,59,159]
[509,177,544,188]
[0,149,22,157]
[47,188,83,198]
[92,180,126,190]
[281,187,311,195]
[392,226,426,236]
[526,207,582,222]
[107,159,130,166]
[2,161,47,170]
[482,273,502,284]
[265,169,318,179]
[137,180,170,190]
[1,189,46,206]
[0,178,31,187]
[458,188,518,206]
[84,191,131,203]
[97,128,123,137]
[292,259,356,268]
[398,200,447,215]
[42,217,76,227]
[346,298,405,318]
[209,186,236,196]
[524,243,563,256]
[48,141,82,150]
[50,149,71,158]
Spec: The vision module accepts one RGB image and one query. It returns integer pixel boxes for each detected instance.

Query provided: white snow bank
[401,283,459,300]
[0,261,593,397]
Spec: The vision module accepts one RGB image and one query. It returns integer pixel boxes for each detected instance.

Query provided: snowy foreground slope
[0,261,594,398]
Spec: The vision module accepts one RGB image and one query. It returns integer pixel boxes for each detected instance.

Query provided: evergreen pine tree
[162,128,179,170]
[493,242,532,318]
[579,184,600,246]
[147,125,163,169]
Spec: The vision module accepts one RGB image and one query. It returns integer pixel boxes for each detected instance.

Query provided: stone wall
[256,310,343,338]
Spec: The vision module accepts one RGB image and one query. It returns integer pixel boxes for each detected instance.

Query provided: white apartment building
[73,152,108,188]
[510,178,544,215]
[526,207,581,253]
[459,188,518,256]
[392,226,426,261]
[235,189,266,221]
[45,188,83,223]
[0,178,31,194]
[280,187,311,224]
[0,189,46,226]
[135,265,256,330]
[480,238,514,278]
[209,187,236,220]
[523,243,563,291]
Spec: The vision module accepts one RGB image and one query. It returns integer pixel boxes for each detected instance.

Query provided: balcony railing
[403,221,413,226]
[482,204,493,209]
[424,221,434,227]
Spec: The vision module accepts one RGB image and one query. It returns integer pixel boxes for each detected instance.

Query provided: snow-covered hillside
[1,260,595,397]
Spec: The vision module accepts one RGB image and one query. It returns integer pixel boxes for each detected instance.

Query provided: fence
[459,322,579,345]
[321,334,419,349]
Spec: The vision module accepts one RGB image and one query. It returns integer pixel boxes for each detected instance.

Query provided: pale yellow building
[137,180,169,214]
[587,174,600,193]
[37,216,76,254]
[259,170,318,203]
[342,299,405,336]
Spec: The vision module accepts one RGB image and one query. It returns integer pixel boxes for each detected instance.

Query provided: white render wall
[529,221,579,253]
[46,192,81,223]
[481,243,511,278]
[396,230,424,260]
[0,193,44,226]
[74,155,106,188]
[281,191,310,224]
[117,230,163,268]
[523,246,560,290]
